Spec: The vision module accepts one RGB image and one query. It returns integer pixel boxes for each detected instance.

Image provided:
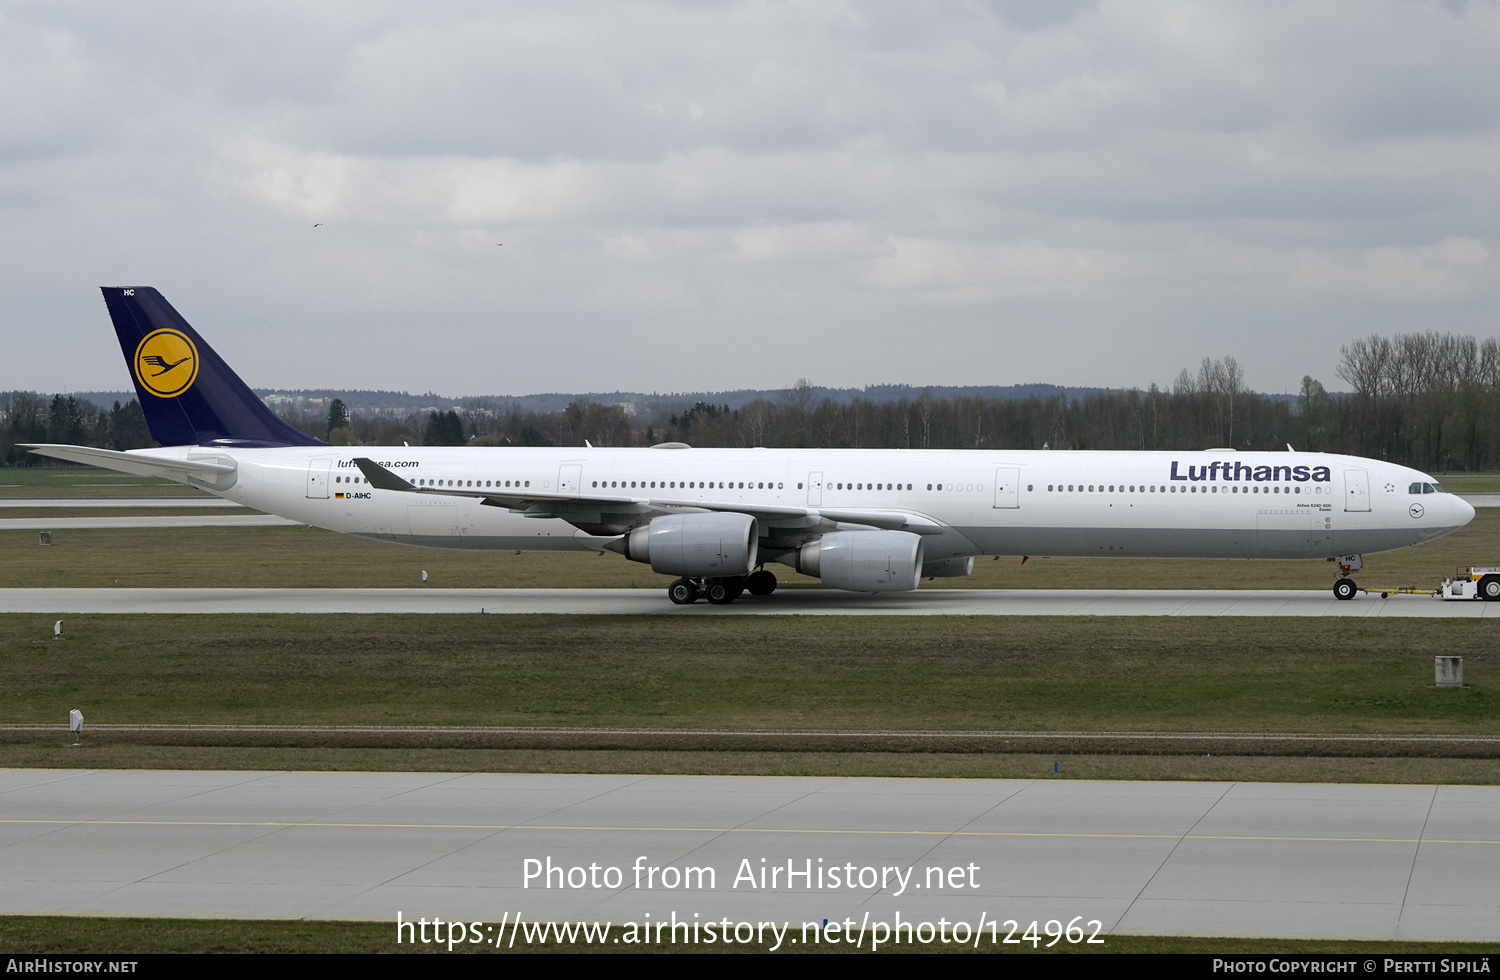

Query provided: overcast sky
[4,1,1497,399]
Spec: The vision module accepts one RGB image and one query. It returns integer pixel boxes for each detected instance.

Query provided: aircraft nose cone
[1455,494,1477,527]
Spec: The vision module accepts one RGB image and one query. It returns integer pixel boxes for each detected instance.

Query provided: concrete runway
[1,586,1495,616]
[2,770,1495,942]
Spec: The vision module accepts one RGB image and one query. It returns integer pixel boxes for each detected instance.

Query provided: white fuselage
[149,445,1473,564]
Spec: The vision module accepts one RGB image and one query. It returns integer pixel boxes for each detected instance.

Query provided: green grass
[1431,471,1500,492]
[4,615,1496,734]
[0,466,205,498]
[4,505,1498,589]
[7,506,254,518]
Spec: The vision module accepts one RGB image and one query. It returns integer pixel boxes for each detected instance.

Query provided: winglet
[352,457,415,491]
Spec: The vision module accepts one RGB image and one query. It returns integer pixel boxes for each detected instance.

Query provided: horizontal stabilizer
[23,444,236,480]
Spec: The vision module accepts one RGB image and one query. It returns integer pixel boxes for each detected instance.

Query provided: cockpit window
[1409,483,1422,494]
[1431,482,1447,493]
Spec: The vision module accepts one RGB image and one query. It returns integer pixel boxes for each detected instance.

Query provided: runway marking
[3,818,1496,845]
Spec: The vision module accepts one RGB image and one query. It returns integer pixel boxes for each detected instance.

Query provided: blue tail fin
[102,287,327,448]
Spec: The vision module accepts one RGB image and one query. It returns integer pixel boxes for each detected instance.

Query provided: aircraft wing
[351,457,937,533]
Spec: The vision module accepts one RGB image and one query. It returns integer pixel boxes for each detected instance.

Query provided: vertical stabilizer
[102,287,326,447]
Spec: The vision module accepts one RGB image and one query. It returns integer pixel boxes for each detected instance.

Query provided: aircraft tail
[102,287,326,447]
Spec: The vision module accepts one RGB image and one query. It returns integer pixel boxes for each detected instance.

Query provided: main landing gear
[1332,553,1363,601]
[667,569,778,605]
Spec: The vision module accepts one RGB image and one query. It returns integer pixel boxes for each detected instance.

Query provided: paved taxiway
[1,586,1495,616]
[2,770,1495,941]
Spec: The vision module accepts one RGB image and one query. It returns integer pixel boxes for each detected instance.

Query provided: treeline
[1333,333,1500,470]
[8,331,1500,471]
[0,392,149,465]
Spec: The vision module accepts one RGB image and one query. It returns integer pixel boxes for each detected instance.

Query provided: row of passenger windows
[407,478,531,488]
[594,480,784,490]
[337,474,1351,499]
[586,480,1001,492]
[339,471,978,489]
[586,480,988,492]
[1048,483,1313,495]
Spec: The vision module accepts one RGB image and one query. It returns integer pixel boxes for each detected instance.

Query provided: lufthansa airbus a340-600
[26,287,1478,605]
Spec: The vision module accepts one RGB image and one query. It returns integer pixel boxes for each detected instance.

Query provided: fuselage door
[993,467,1020,509]
[807,471,823,507]
[558,463,583,496]
[306,458,333,499]
[1344,468,1371,513]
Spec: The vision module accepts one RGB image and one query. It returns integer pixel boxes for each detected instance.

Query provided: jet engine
[921,557,974,578]
[608,512,759,577]
[795,529,925,592]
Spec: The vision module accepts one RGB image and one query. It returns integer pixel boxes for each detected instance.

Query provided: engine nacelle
[611,512,758,577]
[921,557,974,578]
[796,530,925,592]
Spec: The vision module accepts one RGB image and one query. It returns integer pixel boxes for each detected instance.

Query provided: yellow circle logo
[133,329,199,398]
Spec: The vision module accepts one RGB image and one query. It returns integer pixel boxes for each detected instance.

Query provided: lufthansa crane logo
[133,329,199,398]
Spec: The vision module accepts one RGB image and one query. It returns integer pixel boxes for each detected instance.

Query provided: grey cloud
[1,1,1497,398]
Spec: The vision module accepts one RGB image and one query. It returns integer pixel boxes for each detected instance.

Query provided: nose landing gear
[1332,553,1363,601]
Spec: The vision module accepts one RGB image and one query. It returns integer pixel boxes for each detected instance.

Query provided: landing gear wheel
[747,569,777,596]
[1333,578,1358,601]
[668,578,699,604]
[1480,575,1500,601]
[705,578,737,605]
